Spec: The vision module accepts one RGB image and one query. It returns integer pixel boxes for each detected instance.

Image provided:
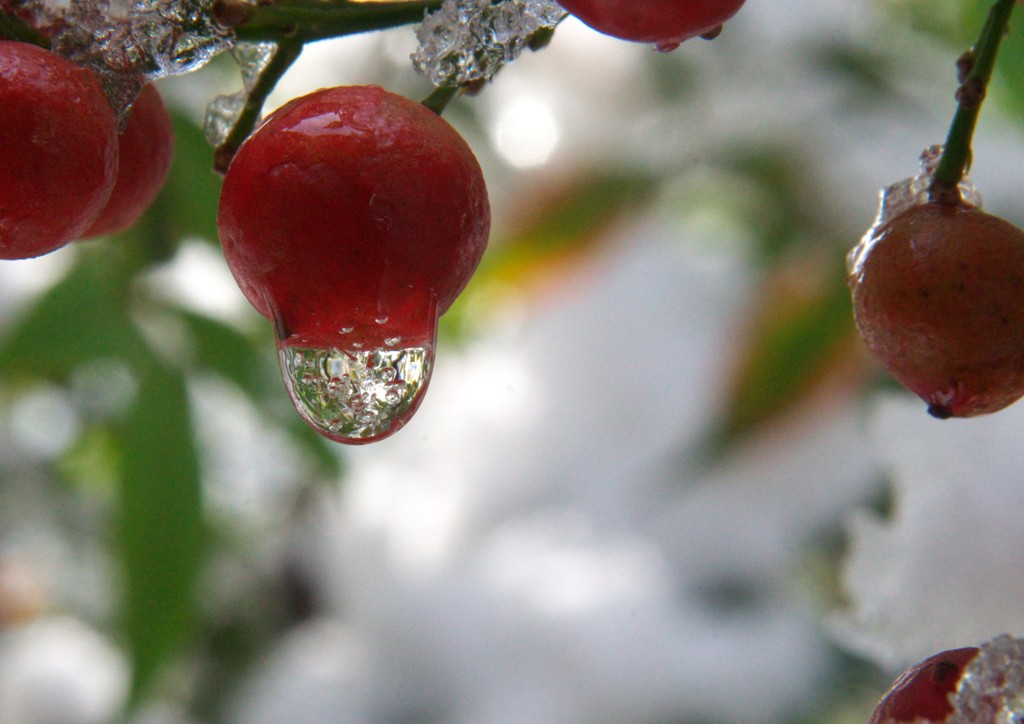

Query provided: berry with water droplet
[0,41,118,259]
[82,83,174,238]
[556,0,746,46]
[218,85,490,443]
[869,647,979,723]
[849,202,1024,418]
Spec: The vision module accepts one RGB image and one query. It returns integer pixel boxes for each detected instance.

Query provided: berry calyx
[869,647,979,723]
[848,201,1024,418]
[81,83,174,238]
[0,40,118,259]
[218,85,490,443]
[556,0,747,46]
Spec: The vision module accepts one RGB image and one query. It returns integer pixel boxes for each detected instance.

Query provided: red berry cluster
[0,41,173,260]
[1,0,756,443]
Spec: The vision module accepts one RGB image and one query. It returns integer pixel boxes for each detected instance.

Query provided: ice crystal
[871,144,982,232]
[203,41,277,146]
[412,0,566,86]
[847,145,983,277]
[19,0,232,117]
[950,635,1024,722]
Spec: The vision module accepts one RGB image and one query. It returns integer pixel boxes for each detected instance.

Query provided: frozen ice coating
[233,40,277,91]
[950,635,1024,722]
[412,0,566,86]
[203,42,279,145]
[202,42,280,145]
[847,145,983,279]
[31,0,231,116]
[204,90,247,146]
[279,343,435,444]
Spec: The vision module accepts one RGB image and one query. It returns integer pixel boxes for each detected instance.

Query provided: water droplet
[340,327,354,334]
[279,343,435,444]
[384,336,402,347]
[654,41,681,53]
[374,316,389,325]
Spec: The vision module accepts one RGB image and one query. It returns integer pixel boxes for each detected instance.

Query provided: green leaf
[179,311,272,398]
[0,251,147,380]
[707,262,861,453]
[179,310,343,479]
[148,107,223,245]
[117,359,205,704]
[442,172,657,340]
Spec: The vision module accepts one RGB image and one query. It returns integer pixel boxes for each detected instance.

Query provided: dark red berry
[0,41,118,259]
[849,202,1024,418]
[556,0,747,46]
[82,83,174,238]
[218,84,489,348]
[869,647,979,723]
[217,85,489,443]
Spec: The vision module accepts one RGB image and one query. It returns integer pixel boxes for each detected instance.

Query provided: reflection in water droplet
[279,343,434,444]
[340,327,354,334]
[384,336,402,347]
[374,316,389,324]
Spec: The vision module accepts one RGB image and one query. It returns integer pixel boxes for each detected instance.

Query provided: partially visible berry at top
[556,0,747,46]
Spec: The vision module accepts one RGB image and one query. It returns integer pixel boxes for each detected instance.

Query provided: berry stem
[421,84,459,114]
[214,38,303,174]
[930,0,1017,203]
[218,0,443,43]
[0,9,48,47]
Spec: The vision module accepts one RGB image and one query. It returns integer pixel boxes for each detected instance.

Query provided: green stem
[214,38,303,174]
[219,0,443,43]
[421,83,459,114]
[930,0,1017,202]
[0,10,49,46]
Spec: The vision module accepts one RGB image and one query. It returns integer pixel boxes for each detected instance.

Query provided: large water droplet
[279,342,434,444]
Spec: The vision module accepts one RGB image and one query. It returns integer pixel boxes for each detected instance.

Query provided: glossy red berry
[82,83,174,238]
[849,202,1024,418]
[557,0,747,46]
[869,647,979,723]
[218,85,490,443]
[0,41,118,259]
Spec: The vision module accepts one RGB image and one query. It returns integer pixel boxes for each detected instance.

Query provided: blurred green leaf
[117,359,205,704]
[149,107,223,245]
[0,251,147,379]
[443,172,657,339]
[178,311,343,478]
[180,311,271,398]
[980,4,1024,120]
[708,260,864,452]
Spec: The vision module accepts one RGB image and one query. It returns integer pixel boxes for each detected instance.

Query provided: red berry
[218,85,490,443]
[869,647,979,723]
[0,41,118,259]
[849,202,1024,418]
[82,83,174,238]
[557,0,747,46]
